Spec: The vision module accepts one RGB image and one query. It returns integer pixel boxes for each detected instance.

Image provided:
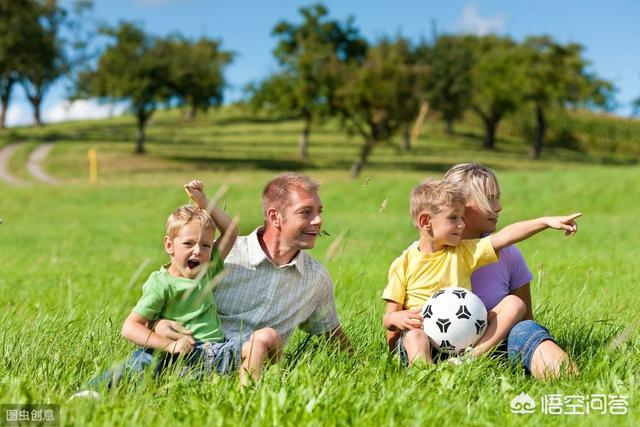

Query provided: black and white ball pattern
[422,287,488,354]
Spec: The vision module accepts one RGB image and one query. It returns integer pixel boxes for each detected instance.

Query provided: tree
[19,1,68,126]
[254,3,367,159]
[161,36,234,120]
[633,96,640,117]
[521,36,615,158]
[76,22,170,153]
[419,35,474,135]
[334,38,427,178]
[0,0,40,129]
[387,36,427,151]
[468,36,526,149]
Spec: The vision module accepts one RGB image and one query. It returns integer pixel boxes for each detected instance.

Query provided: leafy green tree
[633,96,640,117]
[334,38,427,178]
[0,0,40,129]
[161,36,234,120]
[419,35,474,135]
[76,22,170,153]
[391,36,427,151]
[468,36,526,149]
[521,36,615,158]
[19,1,67,127]
[254,3,367,159]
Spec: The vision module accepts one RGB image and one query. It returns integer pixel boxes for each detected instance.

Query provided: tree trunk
[185,103,196,121]
[402,122,411,151]
[0,78,14,129]
[298,118,311,159]
[29,96,43,127]
[135,112,148,154]
[483,117,499,149]
[531,104,545,159]
[445,118,454,135]
[350,137,376,179]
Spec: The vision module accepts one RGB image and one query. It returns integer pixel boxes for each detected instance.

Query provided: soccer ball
[422,287,488,354]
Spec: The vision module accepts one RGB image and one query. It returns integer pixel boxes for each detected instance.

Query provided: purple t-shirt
[471,244,533,311]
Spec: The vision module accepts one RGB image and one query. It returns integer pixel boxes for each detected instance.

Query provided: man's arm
[491,213,581,252]
[122,313,194,354]
[184,180,239,260]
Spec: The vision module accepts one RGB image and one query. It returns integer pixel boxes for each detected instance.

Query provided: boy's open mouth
[187,259,200,269]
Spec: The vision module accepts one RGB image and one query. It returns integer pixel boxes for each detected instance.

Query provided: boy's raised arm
[490,213,581,252]
[184,180,239,260]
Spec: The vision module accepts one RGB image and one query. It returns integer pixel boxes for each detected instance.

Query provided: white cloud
[455,4,506,36]
[5,99,127,128]
[43,99,127,124]
[6,104,31,127]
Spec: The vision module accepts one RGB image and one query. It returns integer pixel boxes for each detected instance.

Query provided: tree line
[1,2,633,177]
[1,0,233,155]
[247,4,618,177]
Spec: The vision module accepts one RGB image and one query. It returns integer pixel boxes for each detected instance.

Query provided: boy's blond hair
[262,172,320,219]
[444,163,500,215]
[166,205,216,239]
[410,179,467,224]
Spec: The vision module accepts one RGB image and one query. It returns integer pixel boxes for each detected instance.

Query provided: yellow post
[88,148,97,184]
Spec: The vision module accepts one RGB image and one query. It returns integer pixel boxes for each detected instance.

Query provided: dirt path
[0,141,61,186]
[26,143,61,185]
[0,142,30,186]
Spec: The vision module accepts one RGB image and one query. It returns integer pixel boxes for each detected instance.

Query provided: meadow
[1,107,639,426]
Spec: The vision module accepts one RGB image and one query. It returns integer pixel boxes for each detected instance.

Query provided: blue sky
[7,0,640,126]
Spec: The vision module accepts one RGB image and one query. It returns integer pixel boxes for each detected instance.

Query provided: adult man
[157,172,351,355]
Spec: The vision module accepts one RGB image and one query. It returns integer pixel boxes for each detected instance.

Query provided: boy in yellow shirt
[382,179,580,366]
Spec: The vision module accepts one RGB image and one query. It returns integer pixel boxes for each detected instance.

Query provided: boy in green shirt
[87,181,281,390]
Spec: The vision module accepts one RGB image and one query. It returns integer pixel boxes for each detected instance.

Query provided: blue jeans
[88,339,241,389]
[395,320,554,371]
[507,320,555,372]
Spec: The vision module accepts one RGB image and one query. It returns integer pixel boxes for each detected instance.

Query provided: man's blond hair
[166,205,216,239]
[444,163,500,215]
[262,172,320,219]
[410,179,467,224]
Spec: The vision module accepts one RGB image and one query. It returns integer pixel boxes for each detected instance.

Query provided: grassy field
[1,108,639,426]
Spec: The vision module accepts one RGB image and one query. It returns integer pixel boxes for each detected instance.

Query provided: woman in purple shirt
[445,163,577,379]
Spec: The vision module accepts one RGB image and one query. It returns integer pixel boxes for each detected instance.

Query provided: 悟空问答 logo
[510,392,536,414]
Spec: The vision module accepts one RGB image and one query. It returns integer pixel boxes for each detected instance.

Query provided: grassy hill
[1,107,639,426]
[1,105,638,184]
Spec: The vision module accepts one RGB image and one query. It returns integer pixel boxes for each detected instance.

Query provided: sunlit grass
[0,108,639,425]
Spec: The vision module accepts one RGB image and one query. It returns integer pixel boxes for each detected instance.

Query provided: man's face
[165,223,215,279]
[277,189,323,251]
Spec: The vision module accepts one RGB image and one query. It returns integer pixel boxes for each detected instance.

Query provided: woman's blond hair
[444,163,500,214]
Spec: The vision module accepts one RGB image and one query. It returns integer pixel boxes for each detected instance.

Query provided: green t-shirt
[132,253,225,343]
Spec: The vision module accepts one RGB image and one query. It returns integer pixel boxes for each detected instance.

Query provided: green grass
[1,108,639,426]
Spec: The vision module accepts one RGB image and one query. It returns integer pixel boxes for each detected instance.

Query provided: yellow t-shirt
[381,236,498,311]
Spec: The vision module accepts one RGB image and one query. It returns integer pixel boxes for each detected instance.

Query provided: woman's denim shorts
[396,319,555,372]
[507,320,555,372]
